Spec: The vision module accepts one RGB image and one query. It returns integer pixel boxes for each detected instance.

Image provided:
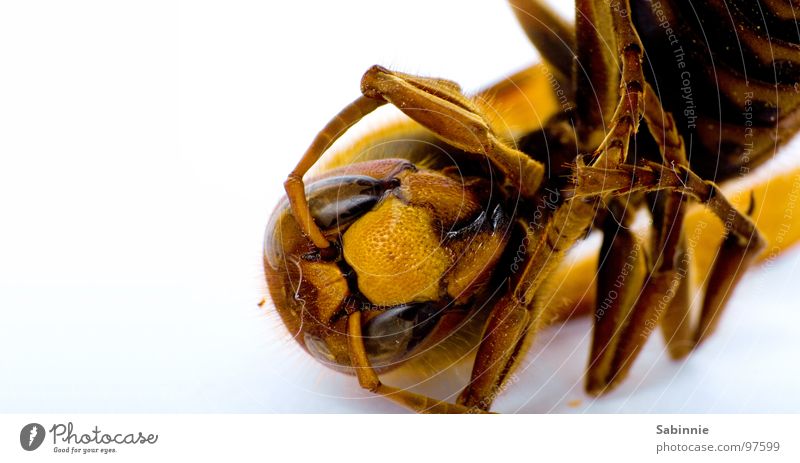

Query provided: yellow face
[264,158,509,370]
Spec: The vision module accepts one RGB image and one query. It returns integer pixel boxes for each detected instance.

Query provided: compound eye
[307,175,397,231]
[363,302,439,367]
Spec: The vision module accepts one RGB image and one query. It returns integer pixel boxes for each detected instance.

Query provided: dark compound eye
[306,175,398,231]
[264,174,395,269]
[362,302,440,367]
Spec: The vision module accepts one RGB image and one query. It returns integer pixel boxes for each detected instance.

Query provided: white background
[1,0,799,413]
[1,415,798,462]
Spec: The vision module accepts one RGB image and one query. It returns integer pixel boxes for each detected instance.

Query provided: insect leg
[456,293,531,411]
[579,0,645,168]
[359,65,545,199]
[574,161,763,248]
[587,85,689,394]
[541,162,800,336]
[573,0,621,151]
[508,0,574,83]
[585,199,649,394]
[573,164,766,368]
[458,200,598,410]
[285,96,387,251]
[580,82,765,390]
[640,83,764,352]
[694,228,762,346]
[651,197,694,359]
[589,191,689,394]
[640,84,694,359]
[544,0,649,393]
[345,311,481,414]
[286,63,549,252]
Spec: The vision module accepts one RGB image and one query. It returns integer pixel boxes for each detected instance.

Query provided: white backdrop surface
[1,0,799,413]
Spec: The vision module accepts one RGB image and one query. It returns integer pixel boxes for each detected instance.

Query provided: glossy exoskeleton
[264,0,800,412]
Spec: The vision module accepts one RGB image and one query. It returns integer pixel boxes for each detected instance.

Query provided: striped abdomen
[633,0,800,180]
